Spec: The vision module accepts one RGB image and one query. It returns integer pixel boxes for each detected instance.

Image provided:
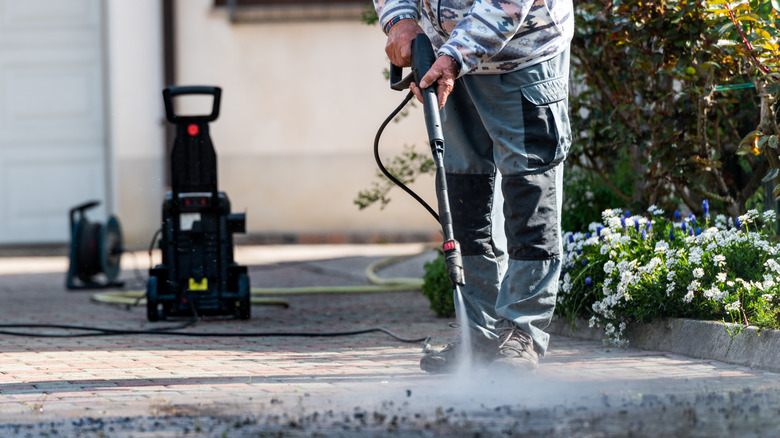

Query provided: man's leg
[462,50,571,367]
[419,74,506,373]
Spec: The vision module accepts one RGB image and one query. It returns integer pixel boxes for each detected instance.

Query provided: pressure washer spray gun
[387,34,465,288]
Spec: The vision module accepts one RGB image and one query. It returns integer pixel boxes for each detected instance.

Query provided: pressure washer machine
[146,86,250,321]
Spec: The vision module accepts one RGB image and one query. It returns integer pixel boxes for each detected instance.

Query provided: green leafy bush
[570,0,775,218]
[422,251,455,318]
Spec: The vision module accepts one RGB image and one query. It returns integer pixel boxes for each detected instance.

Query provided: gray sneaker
[491,324,539,371]
[420,335,496,374]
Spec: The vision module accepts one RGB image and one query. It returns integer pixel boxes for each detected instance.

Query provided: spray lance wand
[382,33,465,288]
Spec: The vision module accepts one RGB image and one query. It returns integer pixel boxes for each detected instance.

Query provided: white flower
[648,205,664,216]
[725,300,741,312]
[763,275,775,290]
[655,241,669,253]
[766,259,780,274]
[561,273,572,293]
[693,268,705,279]
[763,210,777,223]
[603,260,616,275]
[601,209,618,221]
[641,257,662,275]
[689,247,704,265]
[763,294,774,302]
[713,289,729,302]
[683,290,695,303]
[713,254,726,267]
[716,272,727,283]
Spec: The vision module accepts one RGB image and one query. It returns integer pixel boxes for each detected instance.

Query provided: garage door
[0,0,106,244]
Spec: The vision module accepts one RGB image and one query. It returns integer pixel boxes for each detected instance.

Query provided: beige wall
[173,0,438,242]
[105,0,166,249]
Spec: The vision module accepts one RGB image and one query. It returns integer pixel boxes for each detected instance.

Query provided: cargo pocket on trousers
[520,77,571,167]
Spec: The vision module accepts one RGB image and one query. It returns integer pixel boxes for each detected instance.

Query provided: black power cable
[0,323,427,343]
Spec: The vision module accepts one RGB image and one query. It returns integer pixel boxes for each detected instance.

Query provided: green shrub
[422,251,455,318]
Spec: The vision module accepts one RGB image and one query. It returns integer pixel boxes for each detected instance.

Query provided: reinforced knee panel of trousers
[445,173,496,257]
[503,166,560,260]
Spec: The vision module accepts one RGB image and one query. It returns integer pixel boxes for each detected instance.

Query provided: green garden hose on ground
[91,250,428,308]
[0,250,434,343]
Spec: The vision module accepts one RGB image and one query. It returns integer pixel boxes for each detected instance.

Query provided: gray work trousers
[442,49,571,356]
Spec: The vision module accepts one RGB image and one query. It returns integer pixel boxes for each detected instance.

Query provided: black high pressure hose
[373,91,440,222]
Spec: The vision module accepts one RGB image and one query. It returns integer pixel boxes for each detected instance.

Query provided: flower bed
[558,202,780,346]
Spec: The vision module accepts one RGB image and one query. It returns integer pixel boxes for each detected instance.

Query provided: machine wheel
[147,276,160,322]
[237,273,251,320]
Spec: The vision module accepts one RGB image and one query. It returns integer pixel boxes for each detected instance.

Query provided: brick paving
[1,243,780,436]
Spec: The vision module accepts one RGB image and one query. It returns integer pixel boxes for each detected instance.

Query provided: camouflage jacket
[374,0,574,76]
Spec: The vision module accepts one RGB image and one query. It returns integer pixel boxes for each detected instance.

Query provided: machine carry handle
[163,86,221,123]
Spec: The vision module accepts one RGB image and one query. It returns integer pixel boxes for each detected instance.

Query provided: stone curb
[548,317,780,373]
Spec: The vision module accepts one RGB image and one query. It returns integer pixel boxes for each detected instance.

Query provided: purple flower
[625,210,631,218]
[581,259,588,266]
[695,227,701,236]
[585,232,590,238]
[681,222,687,233]
[585,277,593,289]
[568,234,574,243]
[596,226,603,236]
[735,217,741,230]
[669,229,675,241]
[641,228,647,240]
[703,200,710,218]
[674,210,681,221]
[621,217,627,232]
[647,222,653,233]
[689,214,697,228]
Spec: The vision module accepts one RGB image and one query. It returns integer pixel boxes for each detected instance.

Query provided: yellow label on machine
[189,278,208,291]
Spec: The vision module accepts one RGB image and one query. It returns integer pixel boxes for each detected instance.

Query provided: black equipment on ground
[66,200,124,290]
[386,34,464,287]
[147,85,250,321]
